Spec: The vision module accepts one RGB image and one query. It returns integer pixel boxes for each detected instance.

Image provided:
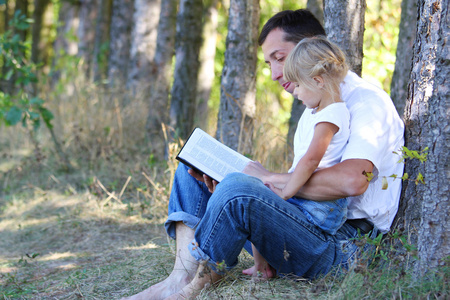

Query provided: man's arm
[190,156,373,200]
[244,158,373,201]
[295,159,373,201]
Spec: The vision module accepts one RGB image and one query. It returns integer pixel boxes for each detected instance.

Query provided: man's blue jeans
[165,163,377,279]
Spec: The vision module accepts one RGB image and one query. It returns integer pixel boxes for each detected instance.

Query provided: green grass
[0,86,447,299]
[1,150,448,300]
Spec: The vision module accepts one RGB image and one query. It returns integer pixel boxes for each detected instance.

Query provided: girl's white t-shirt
[289,102,350,173]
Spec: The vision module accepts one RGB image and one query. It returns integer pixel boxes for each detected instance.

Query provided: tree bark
[14,0,28,42]
[31,0,50,64]
[2,0,9,33]
[108,0,134,91]
[196,0,219,130]
[168,0,203,140]
[323,0,366,76]
[92,0,112,82]
[127,0,160,97]
[78,0,100,77]
[390,0,417,118]
[216,0,259,153]
[53,0,80,57]
[399,0,449,275]
[145,0,177,158]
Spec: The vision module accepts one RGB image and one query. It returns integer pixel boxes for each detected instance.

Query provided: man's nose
[271,65,283,81]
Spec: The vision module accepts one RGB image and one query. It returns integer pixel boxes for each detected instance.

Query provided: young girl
[244,36,350,278]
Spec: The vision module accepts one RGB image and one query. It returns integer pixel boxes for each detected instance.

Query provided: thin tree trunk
[390,0,417,118]
[92,0,112,82]
[2,0,9,33]
[145,0,177,159]
[196,0,219,129]
[108,0,134,91]
[216,0,260,153]
[14,0,28,42]
[51,0,80,86]
[78,0,100,77]
[127,0,160,98]
[399,0,449,275]
[168,0,203,140]
[53,0,80,57]
[31,0,50,64]
[323,0,366,75]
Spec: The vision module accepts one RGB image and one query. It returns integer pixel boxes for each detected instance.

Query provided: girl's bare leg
[242,244,276,279]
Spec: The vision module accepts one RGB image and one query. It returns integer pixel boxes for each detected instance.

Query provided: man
[124,9,404,300]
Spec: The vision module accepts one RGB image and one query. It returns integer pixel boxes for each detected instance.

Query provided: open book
[176,128,252,182]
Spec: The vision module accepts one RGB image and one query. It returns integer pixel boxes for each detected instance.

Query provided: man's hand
[187,169,218,193]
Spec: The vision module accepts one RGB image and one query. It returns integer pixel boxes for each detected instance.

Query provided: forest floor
[0,133,448,300]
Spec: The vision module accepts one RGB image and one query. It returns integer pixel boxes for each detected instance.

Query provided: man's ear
[312,76,325,89]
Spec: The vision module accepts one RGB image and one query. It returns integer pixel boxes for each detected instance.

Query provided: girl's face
[292,77,324,109]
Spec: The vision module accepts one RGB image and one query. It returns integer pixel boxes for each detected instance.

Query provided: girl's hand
[242,161,271,181]
[265,181,288,200]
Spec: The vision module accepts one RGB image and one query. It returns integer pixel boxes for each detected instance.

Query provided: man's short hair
[258,9,326,46]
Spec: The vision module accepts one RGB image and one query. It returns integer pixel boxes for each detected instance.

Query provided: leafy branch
[0,11,73,171]
[363,146,428,189]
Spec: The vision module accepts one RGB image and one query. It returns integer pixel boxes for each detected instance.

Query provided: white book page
[178,128,252,182]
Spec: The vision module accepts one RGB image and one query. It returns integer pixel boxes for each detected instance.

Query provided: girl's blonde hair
[283,36,348,100]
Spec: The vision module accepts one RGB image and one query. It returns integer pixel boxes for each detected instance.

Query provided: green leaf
[40,107,54,128]
[5,106,23,125]
[30,97,44,106]
[4,69,14,80]
[29,111,40,121]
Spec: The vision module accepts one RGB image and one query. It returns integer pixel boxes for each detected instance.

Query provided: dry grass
[1,72,448,299]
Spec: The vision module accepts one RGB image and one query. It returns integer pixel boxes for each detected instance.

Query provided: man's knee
[218,172,263,193]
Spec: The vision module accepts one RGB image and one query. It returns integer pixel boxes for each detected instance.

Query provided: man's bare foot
[164,262,222,300]
[121,272,193,300]
[242,264,276,279]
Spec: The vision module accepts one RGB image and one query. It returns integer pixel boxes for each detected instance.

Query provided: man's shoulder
[341,72,394,113]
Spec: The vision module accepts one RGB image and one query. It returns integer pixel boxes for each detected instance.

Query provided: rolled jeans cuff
[164,212,201,240]
[188,238,236,275]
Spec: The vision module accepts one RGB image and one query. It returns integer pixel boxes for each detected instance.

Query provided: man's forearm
[295,159,374,201]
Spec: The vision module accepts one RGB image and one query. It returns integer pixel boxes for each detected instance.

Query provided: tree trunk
[51,0,80,86]
[53,0,80,57]
[92,0,112,82]
[108,0,134,91]
[78,0,100,77]
[216,0,259,153]
[2,0,9,33]
[399,0,449,275]
[323,0,366,76]
[31,0,50,64]
[127,0,160,97]
[390,0,417,118]
[145,0,177,159]
[168,0,203,140]
[14,0,28,42]
[195,0,219,130]
[307,0,324,24]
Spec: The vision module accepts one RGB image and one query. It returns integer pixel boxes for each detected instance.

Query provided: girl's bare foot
[242,264,276,279]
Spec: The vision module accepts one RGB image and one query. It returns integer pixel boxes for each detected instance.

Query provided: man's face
[261,28,297,94]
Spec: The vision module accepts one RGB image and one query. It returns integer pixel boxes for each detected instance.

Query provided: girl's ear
[312,76,325,89]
